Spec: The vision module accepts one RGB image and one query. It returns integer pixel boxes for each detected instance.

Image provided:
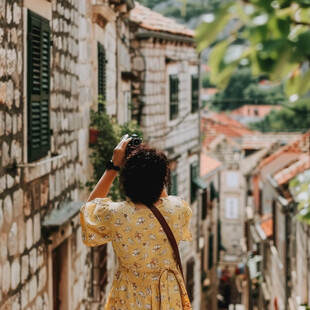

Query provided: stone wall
[0,0,93,309]
[0,0,28,308]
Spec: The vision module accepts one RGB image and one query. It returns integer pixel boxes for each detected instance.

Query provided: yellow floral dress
[80,195,192,310]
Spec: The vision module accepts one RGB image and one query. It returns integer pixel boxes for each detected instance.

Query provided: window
[98,42,106,112]
[226,171,239,187]
[27,10,51,162]
[190,162,199,203]
[169,170,178,196]
[191,74,199,113]
[208,234,214,269]
[169,75,179,120]
[224,197,239,219]
[92,245,108,301]
[186,258,195,302]
[201,188,207,220]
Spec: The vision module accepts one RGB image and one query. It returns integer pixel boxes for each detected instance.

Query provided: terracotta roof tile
[130,2,194,37]
[258,131,310,169]
[200,153,222,177]
[273,155,310,186]
[201,112,255,147]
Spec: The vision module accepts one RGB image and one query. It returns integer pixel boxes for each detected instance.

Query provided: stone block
[8,222,18,256]
[11,140,22,164]
[0,233,8,262]
[6,3,12,24]
[13,3,21,24]
[3,195,13,225]
[7,50,17,76]
[2,141,10,167]
[37,266,46,292]
[14,89,20,108]
[17,51,22,75]
[21,282,29,309]
[5,112,12,135]
[25,218,33,250]
[7,174,14,189]
[11,27,17,44]
[13,189,23,219]
[28,276,37,303]
[0,110,4,135]
[11,258,20,290]
[11,293,21,310]
[0,81,6,104]
[21,254,29,284]
[33,213,41,244]
[2,260,10,294]
[29,248,37,274]
[37,245,44,268]
[0,200,3,230]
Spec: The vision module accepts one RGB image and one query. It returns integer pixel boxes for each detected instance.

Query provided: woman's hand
[112,134,132,167]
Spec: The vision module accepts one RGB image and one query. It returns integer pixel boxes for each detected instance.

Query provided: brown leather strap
[148,204,185,280]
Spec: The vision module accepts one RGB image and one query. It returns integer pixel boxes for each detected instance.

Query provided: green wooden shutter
[27,10,51,162]
[186,258,195,302]
[208,234,214,269]
[98,43,106,112]
[190,162,199,203]
[169,75,179,120]
[191,75,199,113]
[202,188,207,220]
[169,171,178,196]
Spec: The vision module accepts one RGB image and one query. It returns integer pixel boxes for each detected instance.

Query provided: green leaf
[195,3,235,52]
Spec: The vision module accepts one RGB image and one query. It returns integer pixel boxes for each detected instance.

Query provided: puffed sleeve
[180,199,192,241]
[80,198,114,247]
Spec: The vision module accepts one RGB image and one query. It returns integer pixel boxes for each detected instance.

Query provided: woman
[80,134,192,309]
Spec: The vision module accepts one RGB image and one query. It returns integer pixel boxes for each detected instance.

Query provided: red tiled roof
[201,112,255,147]
[258,131,310,169]
[260,215,273,238]
[130,2,194,38]
[200,153,222,177]
[231,105,282,118]
[273,155,310,185]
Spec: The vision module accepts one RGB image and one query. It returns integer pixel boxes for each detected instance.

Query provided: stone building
[244,131,310,310]
[0,0,134,309]
[128,4,202,309]
[200,153,222,310]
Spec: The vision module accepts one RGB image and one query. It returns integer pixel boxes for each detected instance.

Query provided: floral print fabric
[80,196,192,310]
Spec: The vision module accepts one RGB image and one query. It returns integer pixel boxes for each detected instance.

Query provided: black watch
[106,160,120,171]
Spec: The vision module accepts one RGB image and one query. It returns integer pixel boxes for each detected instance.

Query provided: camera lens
[133,139,140,145]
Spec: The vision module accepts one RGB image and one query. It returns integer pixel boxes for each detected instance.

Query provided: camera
[127,134,142,147]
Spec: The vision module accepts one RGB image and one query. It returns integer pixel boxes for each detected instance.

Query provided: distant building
[129,4,202,308]
[230,104,282,125]
[200,153,222,310]
[244,131,310,310]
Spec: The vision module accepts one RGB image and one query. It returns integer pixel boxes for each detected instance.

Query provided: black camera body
[127,134,142,147]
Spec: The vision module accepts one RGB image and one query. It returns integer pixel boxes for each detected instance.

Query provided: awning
[193,177,207,190]
[43,201,84,232]
[247,255,262,279]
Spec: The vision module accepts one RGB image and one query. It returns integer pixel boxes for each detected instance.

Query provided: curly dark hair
[120,144,170,206]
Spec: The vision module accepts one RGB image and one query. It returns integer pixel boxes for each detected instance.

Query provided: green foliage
[87,109,143,201]
[202,72,214,88]
[211,67,286,110]
[289,170,310,224]
[249,99,310,132]
[196,0,310,98]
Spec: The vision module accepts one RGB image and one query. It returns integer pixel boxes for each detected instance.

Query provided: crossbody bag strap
[148,204,185,281]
